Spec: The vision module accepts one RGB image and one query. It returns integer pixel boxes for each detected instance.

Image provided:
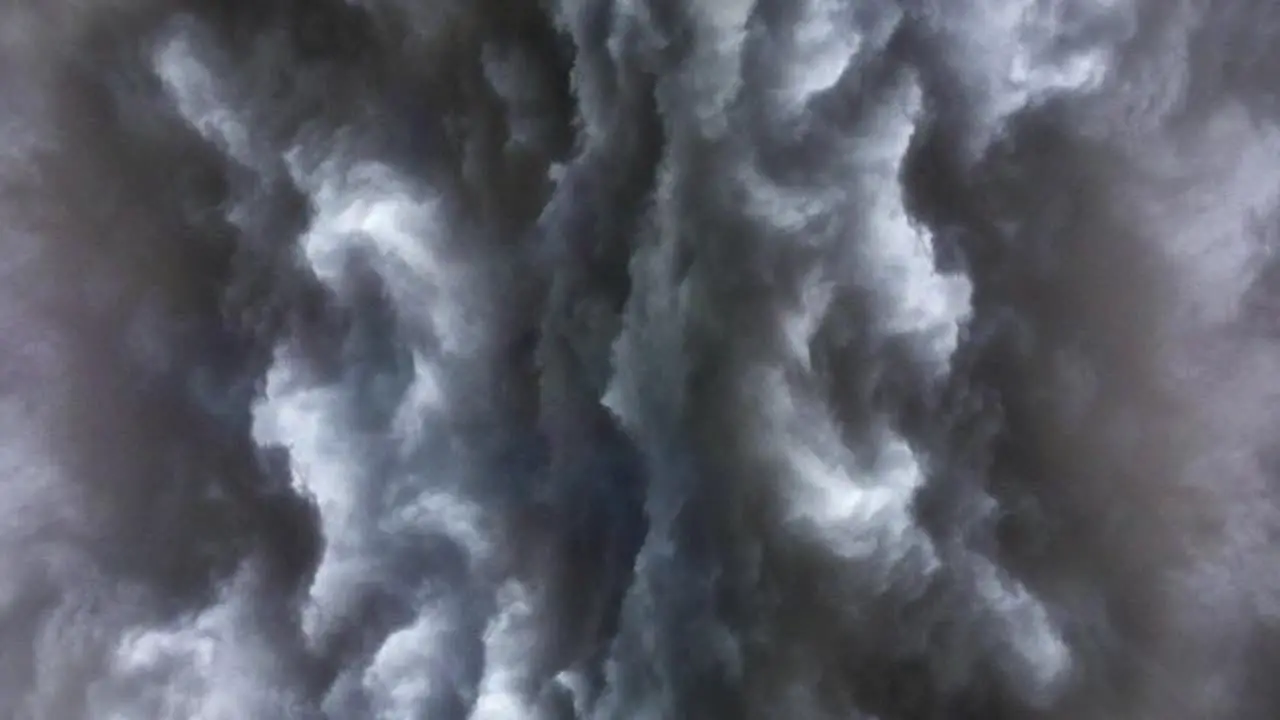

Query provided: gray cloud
[1,1,1278,718]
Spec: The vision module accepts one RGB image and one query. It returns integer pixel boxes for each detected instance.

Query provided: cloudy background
[2,0,1279,718]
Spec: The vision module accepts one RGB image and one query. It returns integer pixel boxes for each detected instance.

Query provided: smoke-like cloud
[2,0,1280,718]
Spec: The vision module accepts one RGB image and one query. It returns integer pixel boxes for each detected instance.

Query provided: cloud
[1,1,1279,718]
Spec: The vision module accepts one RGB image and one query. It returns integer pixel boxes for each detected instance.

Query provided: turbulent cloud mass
[3,0,1280,718]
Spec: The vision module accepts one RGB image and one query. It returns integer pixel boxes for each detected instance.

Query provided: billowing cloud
[2,1,1279,718]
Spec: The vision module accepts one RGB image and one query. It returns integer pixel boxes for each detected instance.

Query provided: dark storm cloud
[1,1,1279,719]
